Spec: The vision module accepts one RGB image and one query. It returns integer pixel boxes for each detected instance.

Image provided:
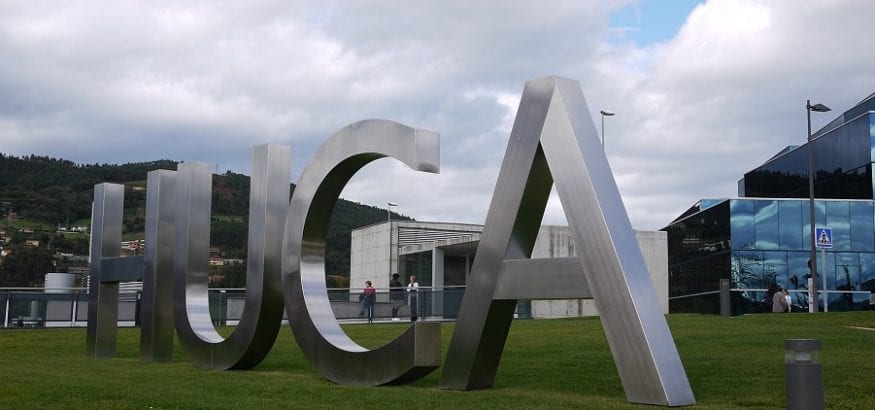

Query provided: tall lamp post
[387,201,398,224]
[600,110,615,149]
[387,202,398,281]
[807,100,830,313]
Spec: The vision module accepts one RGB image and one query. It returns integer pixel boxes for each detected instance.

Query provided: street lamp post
[600,110,615,149]
[387,202,398,224]
[807,99,830,313]
[387,201,398,282]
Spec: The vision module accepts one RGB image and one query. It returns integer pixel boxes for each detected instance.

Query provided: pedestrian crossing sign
[815,227,832,249]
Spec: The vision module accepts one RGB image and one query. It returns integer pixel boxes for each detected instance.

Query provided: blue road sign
[815,227,832,249]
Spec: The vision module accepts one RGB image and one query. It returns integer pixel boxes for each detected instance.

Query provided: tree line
[0,153,408,286]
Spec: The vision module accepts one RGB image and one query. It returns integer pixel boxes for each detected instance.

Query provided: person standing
[772,287,788,313]
[869,290,875,310]
[407,275,419,322]
[784,289,792,313]
[389,273,404,319]
[361,281,376,323]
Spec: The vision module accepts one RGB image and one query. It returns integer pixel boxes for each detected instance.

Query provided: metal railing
[669,286,874,315]
[1,287,91,328]
[1,285,533,328]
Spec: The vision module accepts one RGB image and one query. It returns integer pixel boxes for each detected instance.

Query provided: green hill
[0,153,407,286]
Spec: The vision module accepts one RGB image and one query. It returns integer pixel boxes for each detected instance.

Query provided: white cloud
[1,0,874,232]
[588,0,875,229]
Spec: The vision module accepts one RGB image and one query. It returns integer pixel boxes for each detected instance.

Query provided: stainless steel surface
[140,170,177,362]
[283,119,441,385]
[99,256,144,282]
[439,76,694,406]
[173,145,290,370]
[493,257,591,300]
[86,183,124,358]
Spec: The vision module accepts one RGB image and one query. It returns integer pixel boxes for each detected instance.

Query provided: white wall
[530,228,668,318]
[349,223,393,291]
[350,222,669,319]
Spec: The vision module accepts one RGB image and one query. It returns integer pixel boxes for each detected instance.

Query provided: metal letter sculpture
[87,183,140,358]
[440,76,695,406]
[140,170,177,362]
[87,175,171,361]
[85,77,694,406]
[173,145,290,369]
[283,119,441,385]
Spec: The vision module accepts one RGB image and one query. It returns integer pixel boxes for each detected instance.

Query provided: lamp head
[808,102,831,113]
[600,110,615,116]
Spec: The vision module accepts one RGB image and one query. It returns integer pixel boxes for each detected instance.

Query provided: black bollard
[785,339,823,410]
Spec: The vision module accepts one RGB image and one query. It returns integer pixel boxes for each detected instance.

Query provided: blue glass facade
[665,95,875,314]
[667,197,875,314]
[741,113,873,200]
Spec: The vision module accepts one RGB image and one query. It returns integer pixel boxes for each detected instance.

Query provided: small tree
[0,245,55,286]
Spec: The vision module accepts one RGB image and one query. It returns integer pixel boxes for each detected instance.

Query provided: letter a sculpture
[439,76,695,406]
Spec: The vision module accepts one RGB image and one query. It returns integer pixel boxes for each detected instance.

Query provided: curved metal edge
[172,144,290,370]
[283,119,441,385]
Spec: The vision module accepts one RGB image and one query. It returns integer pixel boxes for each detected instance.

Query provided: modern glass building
[664,93,875,314]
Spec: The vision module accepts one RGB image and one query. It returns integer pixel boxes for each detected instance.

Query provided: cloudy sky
[2,0,874,230]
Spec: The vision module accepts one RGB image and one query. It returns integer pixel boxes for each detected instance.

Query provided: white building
[350,221,668,319]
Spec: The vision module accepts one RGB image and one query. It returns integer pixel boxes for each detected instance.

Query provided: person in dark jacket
[389,273,404,318]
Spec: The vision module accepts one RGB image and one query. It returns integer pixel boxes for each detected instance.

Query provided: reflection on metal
[173,145,290,369]
[494,258,591,300]
[82,77,690,405]
[283,119,441,385]
[86,183,124,358]
[140,170,177,362]
[86,185,147,358]
[99,256,144,282]
[440,76,695,406]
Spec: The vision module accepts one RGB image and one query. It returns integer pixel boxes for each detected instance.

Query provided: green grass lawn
[1,313,873,408]
[121,232,145,241]
[212,215,244,223]
[1,219,54,232]
[59,231,90,240]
